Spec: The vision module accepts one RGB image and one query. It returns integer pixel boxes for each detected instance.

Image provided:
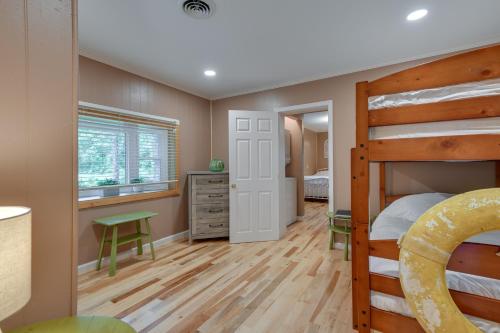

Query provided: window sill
[78,189,179,210]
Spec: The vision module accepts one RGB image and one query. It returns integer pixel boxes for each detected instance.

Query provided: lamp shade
[0,207,31,322]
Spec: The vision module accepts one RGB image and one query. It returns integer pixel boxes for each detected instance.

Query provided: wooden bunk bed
[351,45,500,332]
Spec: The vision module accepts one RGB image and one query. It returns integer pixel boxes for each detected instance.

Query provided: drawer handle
[208,194,224,198]
[208,180,224,184]
[209,223,224,228]
[208,209,224,214]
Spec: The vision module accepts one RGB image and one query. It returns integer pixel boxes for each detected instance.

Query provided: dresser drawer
[191,204,229,219]
[193,175,229,189]
[192,189,229,204]
[192,217,229,236]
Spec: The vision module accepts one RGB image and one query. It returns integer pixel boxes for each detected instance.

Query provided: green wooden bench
[94,211,158,276]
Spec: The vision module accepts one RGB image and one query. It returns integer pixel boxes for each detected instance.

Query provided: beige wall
[303,130,328,175]
[78,56,211,264]
[211,54,496,214]
[303,128,317,176]
[316,132,328,171]
[0,0,77,330]
[284,117,305,216]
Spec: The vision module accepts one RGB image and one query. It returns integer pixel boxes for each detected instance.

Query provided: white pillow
[371,215,413,240]
[315,170,329,177]
[376,192,500,246]
[380,193,453,222]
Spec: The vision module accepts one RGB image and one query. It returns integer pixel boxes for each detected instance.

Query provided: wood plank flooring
[78,202,354,333]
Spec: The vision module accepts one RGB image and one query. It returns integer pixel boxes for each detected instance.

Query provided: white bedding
[367,78,500,140]
[369,117,500,140]
[370,193,500,331]
[304,170,329,198]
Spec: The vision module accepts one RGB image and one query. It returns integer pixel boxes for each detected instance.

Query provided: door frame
[274,100,334,232]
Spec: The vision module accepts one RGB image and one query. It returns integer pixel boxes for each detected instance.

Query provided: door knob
[231,184,236,189]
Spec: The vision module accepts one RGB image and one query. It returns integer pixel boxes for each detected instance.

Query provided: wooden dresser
[188,171,229,243]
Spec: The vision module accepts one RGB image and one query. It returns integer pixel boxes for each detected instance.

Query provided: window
[78,105,179,207]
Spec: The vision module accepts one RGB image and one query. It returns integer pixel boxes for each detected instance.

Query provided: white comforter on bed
[370,193,500,332]
[304,170,329,198]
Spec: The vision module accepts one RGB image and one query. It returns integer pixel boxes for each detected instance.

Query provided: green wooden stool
[94,211,158,277]
[327,210,352,261]
[8,316,136,333]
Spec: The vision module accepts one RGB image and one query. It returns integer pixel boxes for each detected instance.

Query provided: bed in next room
[304,169,329,200]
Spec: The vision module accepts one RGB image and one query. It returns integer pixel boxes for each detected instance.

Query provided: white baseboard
[78,230,189,274]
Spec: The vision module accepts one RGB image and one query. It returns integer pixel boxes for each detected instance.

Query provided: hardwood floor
[78,202,354,333]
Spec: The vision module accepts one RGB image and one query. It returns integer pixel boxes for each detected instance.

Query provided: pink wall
[303,128,318,176]
[0,0,77,329]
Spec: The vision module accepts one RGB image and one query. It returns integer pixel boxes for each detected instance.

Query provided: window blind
[78,109,178,199]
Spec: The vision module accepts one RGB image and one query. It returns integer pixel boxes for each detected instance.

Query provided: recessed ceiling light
[407,9,428,21]
[204,69,216,77]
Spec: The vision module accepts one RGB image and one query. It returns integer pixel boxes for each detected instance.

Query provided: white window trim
[78,101,180,125]
[77,101,180,208]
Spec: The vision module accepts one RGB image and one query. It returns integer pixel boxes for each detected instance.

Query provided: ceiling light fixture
[407,9,428,21]
[204,69,216,77]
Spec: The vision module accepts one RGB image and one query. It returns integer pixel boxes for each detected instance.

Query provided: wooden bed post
[379,162,386,211]
[352,81,370,332]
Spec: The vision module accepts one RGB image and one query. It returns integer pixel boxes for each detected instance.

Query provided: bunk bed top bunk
[351,44,500,333]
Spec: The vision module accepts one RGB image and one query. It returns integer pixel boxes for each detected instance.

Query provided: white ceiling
[303,111,329,133]
[79,0,500,100]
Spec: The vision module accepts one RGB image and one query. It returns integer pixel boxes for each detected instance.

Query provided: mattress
[304,173,328,198]
[370,193,500,331]
[369,117,500,140]
[368,78,500,140]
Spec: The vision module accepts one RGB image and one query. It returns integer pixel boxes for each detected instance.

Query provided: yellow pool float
[399,188,500,333]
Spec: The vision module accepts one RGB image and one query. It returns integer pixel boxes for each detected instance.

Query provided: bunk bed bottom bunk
[368,193,500,332]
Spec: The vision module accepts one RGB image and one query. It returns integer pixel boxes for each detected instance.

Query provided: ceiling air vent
[181,0,215,19]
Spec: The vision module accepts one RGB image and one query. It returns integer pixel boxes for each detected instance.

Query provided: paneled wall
[316,132,328,171]
[303,128,318,176]
[284,117,305,216]
[78,57,211,264]
[0,0,77,329]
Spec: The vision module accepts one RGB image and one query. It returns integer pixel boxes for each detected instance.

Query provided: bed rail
[369,95,500,127]
[369,240,500,280]
[367,45,500,97]
[369,134,500,161]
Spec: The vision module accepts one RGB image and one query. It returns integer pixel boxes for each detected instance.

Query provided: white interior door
[228,110,280,243]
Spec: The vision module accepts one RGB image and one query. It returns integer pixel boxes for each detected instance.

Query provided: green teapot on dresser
[209,159,225,172]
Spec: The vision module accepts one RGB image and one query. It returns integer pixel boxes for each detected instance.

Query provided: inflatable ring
[399,188,500,333]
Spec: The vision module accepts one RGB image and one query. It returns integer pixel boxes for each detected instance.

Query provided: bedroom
[0,1,499,333]
[283,110,332,227]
